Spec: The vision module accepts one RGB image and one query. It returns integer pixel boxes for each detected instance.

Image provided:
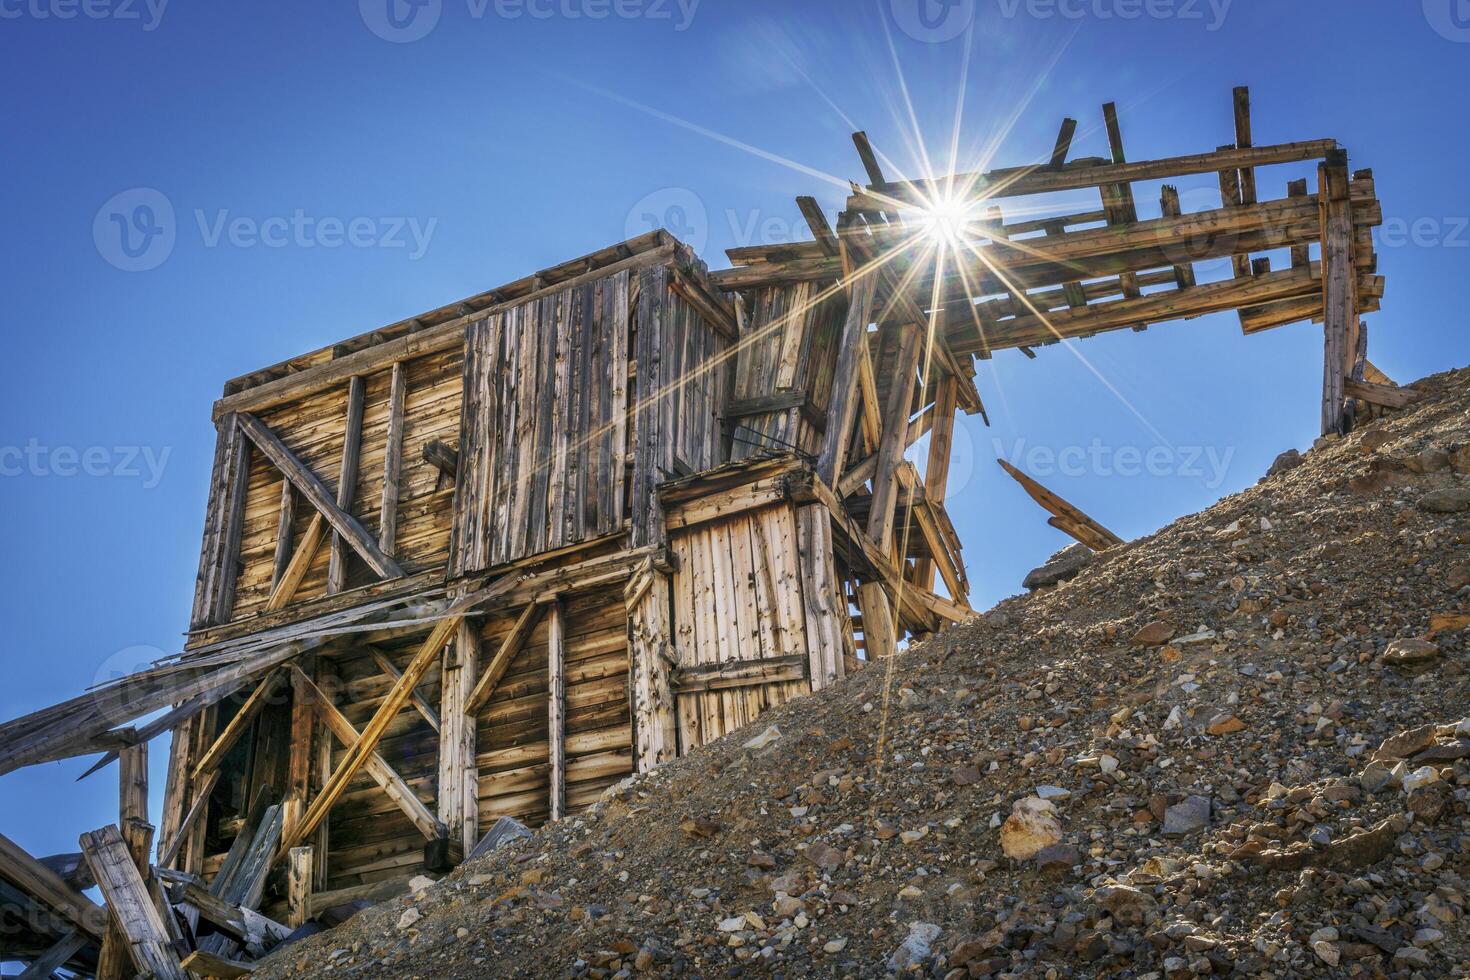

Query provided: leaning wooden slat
[289,667,445,842]
[913,376,959,593]
[0,832,106,943]
[79,825,187,980]
[265,514,326,611]
[191,671,283,781]
[281,615,460,853]
[998,458,1123,550]
[1100,102,1143,309]
[327,375,367,594]
[235,412,404,580]
[16,927,88,980]
[209,415,252,626]
[465,603,544,714]
[1050,117,1078,169]
[157,769,220,870]
[795,196,839,257]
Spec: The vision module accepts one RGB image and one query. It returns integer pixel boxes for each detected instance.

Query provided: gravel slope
[255,366,1470,979]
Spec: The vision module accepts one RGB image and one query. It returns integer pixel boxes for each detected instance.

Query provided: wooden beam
[1344,377,1418,411]
[379,362,407,557]
[327,375,367,594]
[850,139,1338,210]
[795,196,839,257]
[236,412,405,581]
[369,648,440,733]
[855,582,897,660]
[180,949,254,978]
[866,321,922,552]
[286,846,312,930]
[1234,86,1257,207]
[997,458,1123,552]
[282,617,458,851]
[0,832,106,943]
[168,879,290,948]
[1320,149,1355,436]
[270,481,295,593]
[815,274,878,486]
[438,619,479,853]
[960,265,1323,354]
[1050,118,1077,169]
[465,603,543,714]
[914,376,959,593]
[157,769,219,871]
[1158,185,1196,288]
[547,601,566,822]
[287,667,445,843]
[191,672,282,781]
[79,825,186,980]
[626,568,678,769]
[16,928,88,980]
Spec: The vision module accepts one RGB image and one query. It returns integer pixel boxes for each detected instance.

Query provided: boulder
[1000,797,1062,859]
[1023,544,1094,591]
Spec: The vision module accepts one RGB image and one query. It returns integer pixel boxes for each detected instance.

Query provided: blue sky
[0,0,1465,878]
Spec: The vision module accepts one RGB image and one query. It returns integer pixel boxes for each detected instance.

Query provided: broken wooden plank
[16,928,88,980]
[157,769,220,871]
[0,832,106,943]
[79,825,187,980]
[1343,377,1418,411]
[997,458,1123,552]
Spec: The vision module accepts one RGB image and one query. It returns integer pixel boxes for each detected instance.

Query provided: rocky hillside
[256,366,1470,979]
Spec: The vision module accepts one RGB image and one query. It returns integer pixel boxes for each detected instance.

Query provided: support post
[914,375,959,592]
[439,619,480,855]
[627,566,678,769]
[547,601,566,822]
[1320,148,1355,436]
[287,846,313,929]
[327,374,367,594]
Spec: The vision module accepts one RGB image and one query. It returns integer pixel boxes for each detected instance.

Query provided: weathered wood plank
[79,825,186,980]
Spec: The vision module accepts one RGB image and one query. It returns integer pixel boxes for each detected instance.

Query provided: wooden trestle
[0,85,1392,972]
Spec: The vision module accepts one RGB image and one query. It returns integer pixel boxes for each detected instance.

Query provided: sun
[916,195,975,249]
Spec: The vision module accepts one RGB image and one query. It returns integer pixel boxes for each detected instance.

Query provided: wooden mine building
[0,87,1404,978]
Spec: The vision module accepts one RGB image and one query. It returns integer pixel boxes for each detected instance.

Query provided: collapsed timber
[0,85,1411,977]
